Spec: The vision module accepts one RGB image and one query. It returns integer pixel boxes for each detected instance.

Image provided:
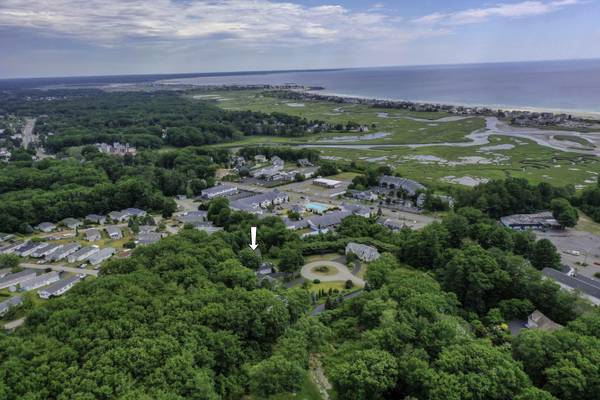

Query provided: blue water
[166,59,600,114]
[306,203,329,213]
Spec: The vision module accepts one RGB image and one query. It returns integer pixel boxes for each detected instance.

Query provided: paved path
[301,261,364,286]
[3,317,25,331]
[21,117,37,148]
[21,263,99,277]
[310,290,364,316]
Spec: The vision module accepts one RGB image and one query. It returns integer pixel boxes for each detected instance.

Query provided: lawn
[576,213,600,236]
[257,375,323,400]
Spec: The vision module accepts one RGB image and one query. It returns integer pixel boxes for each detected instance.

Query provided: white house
[19,271,60,292]
[85,228,102,242]
[67,246,99,263]
[38,275,82,299]
[345,242,380,262]
[0,270,37,290]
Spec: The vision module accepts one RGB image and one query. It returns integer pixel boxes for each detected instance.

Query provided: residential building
[342,203,371,218]
[38,275,83,299]
[349,190,379,202]
[526,310,563,332]
[122,208,147,218]
[230,190,289,213]
[0,296,22,316]
[254,155,267,163]
[95,142,136,156]
[138,225,157,234]
[542,268,600,305]
[88,247,116,265]
[85,228,102,242]
[297,158,313,167]
[500,212,561,231]
[378,175,425,196]
[313,178,342,189]
[0,270,37,290]
[416,193,455,209]
[346,242,381,262]
[200,184,239,200]
[178,210,208,224]
[306,211,352,231]
[47,242,81,262]
[108,211,128,222]
[17,242,48,257]
[136,232,163,246]
[378,218,405,232]
[271,155,284,167]
[105,226,122,239]
[68,246,99,263]
[20,271,60,292]
[0,241,25,255]
[256,262,274,276]
[0,233,14,242]
[60,218,82,229]
[35,222,56,233]
[85,214,106,224]
[283,218,309,230]
[31,243,63,258]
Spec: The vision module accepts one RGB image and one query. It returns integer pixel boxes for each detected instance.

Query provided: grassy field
[198,89,600,189]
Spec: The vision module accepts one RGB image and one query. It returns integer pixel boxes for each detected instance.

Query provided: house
[297,158,313,167]
[0,233,14,242]
[19,271,60,292]
[256,262,274,276]
[306,211,352,231]
[416,193,455,209]
[138,225,157,234]
[293,167,318,179]
[230,190,289,213]
[136,232,163,246]
[313,178,342,189]
[85,228,102,242]
[31,243,63,258]
[60,218,82,229]
[178,210,208,224]
[0,270,37,290]
[105,226,122,240]
[35,222,56,233]
[88,247,116,266]
[378,218,405,232]
[271,156,284,167]
[68,246,99,263]
[38,275,82,299]
[346,242,381,262]
[0,296,22,316]
[342,203,371,218]
[200,184,238,200]
[95,142,136,156]
[254,155,267,163]
[0,241,25,255]
[108,211,128,222]
[500,212,561,231]
[17,242,49,257]
[122,208,146,218]
[85,214,106,224]
[349,190,379,202]
[542,268,600,305]
[47,242,81,262]
[283,217,309,230]
[526,310,563,332]
[379,175,425,196]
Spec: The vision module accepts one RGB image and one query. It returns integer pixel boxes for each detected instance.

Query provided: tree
[278,245,304,272]
[249,355,306,397]
[329,349,398,400]
[0,254,20,270]
[238,248,261,270]
[531,239,561,270]
[551,198,578,227]
[365,253,399,290]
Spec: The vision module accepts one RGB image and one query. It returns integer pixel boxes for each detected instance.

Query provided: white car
[79,263,87,269]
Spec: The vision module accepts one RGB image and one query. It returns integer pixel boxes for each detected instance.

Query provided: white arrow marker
[249,226,258,250]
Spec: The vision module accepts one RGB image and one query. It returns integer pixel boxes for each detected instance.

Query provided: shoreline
[309,90,600,120]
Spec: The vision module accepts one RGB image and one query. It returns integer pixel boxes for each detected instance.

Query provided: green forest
[1,197,599,399]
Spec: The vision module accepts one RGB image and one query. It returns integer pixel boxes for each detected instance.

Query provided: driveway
[301,260,364,286]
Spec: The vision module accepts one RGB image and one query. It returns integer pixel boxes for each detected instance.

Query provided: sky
[0,0,599,78]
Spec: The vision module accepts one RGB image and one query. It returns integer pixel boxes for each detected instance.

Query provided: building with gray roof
[47,242,81,262]
[17,242,48,257]
[200,184,238,200]
[67,246,99,263]
[378,175,425,196]
[122,208,147,218]
[31,243,63,258]
[0,270,37,290]
[346,242,381,262]
[108,211,128,222]
[35,222,57,233]
[306,211,352,231]
[85,214,107,224]
[0,296,22,316]
[136,232,163,245]
[0,241,25,255]
[88,247,116,265]
[38,275,83,299]
[85,228,102,242]
[60,218,83,229]
[0,233,14,242]
[230,190,289,213]
[542,267,600,305]
[105,226,122,240]
[20,271,60,292]
[500,212,561,231]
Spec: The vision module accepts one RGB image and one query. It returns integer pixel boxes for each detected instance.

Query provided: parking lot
[536,229,600,279]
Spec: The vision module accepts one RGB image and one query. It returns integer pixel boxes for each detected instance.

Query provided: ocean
[164,59,600,115]
[2,59,600,115]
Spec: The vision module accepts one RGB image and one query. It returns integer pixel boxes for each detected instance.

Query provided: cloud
[0,0,409,47]
[414,0,581,25]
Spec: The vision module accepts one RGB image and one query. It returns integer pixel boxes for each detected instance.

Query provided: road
[21,263,99,277]
[21,117,37,148]
[310,290,363,316]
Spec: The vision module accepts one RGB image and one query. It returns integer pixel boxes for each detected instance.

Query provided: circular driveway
[301,260,364,286]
